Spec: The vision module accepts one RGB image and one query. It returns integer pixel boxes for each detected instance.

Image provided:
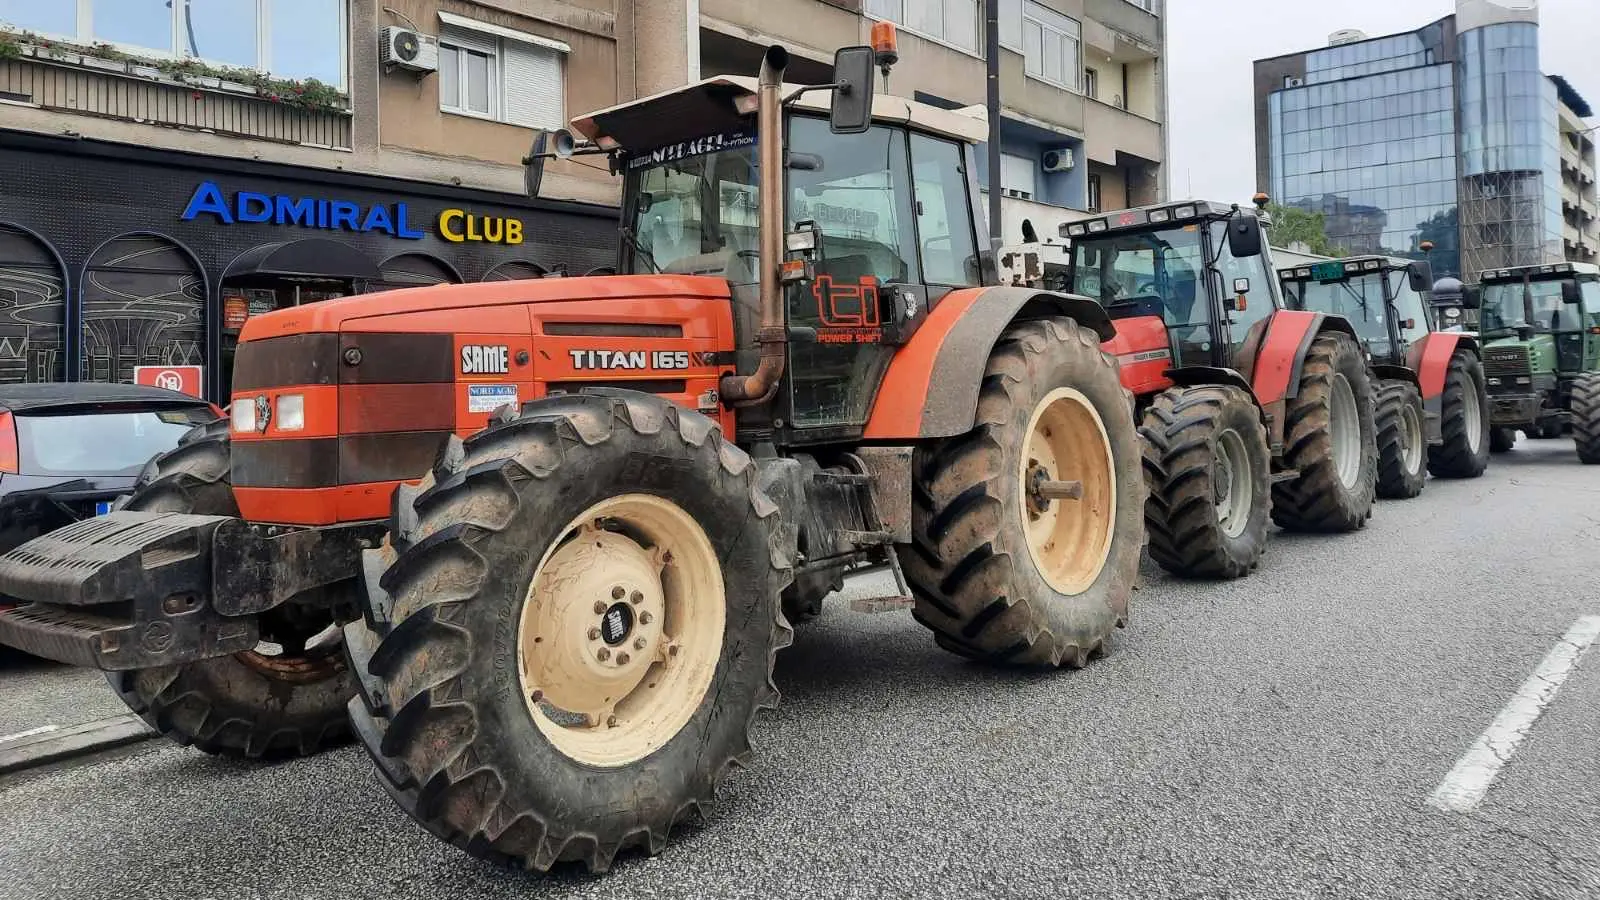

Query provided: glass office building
[1254,2,1584,280]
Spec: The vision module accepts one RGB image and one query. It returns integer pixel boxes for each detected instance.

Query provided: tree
[1266,204,1347,257]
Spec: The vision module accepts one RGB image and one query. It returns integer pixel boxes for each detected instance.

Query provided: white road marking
[1429,615,1600,813]
[0,724,59,745]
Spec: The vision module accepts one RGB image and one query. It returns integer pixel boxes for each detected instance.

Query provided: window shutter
[503,40,564,131]
[439,25,496,56]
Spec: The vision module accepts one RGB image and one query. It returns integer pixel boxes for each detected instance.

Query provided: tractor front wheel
[1139,385,1271,578]
[1271,331,1378,532]
[900,316,1143,667]
[1427,351,1490,478]
[1572,373,1600,464]
[1374,379,1427,499]
[345,392,790,873]
[1490,427,1517,454]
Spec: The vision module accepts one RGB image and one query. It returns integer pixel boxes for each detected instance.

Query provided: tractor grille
[1482,346,1531,394]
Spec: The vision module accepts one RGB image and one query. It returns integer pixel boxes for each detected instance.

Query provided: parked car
[0,383,220,555]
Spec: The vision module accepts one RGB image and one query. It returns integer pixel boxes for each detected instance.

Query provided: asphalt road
[2,438,1598,900]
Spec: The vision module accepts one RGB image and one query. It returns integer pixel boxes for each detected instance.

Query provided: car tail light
[0,412,16,473]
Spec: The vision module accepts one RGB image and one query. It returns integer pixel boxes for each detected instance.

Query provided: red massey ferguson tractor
[0,42,1148,872]
[1060,197,1379,579]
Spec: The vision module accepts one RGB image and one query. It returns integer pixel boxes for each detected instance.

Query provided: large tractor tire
[1139,385,1271,579]
[1374,379,1427,500]
[1573,373,1600,465]
[1489,427,1517,454]
[1427,350,1490,478]
[1271,331,1378,532]
[345,392,791,873]
[110,418,357,759]
[899,316,1143,666]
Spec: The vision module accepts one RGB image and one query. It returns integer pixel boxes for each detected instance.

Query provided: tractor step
[1269,470,1302,485]
[0,601,258,671]
[849,595,915,613]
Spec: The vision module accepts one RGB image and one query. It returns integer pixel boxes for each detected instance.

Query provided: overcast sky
[1167,0,1599,202]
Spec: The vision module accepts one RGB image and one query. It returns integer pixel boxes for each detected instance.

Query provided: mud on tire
[1573,373,1600,465]
[111,417,356,760]
[1140,385,1271,579]
[1427,350,1490,479]
[898,316,1143,667]
[1271,331,1378,532]
[1374,379,1427,500]
[344,391,792,873]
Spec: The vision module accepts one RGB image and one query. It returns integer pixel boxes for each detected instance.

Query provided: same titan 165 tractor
[1059,196,1379,580]
[0,38,1150,872]
[1475,261,1600,463]
[1278,255,1491,497]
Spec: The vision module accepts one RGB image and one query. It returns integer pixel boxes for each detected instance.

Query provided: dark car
[0,383,220,554]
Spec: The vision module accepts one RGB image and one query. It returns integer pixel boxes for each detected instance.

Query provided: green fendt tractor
[1476,262,1600,463]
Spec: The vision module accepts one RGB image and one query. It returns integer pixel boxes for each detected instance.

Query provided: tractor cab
[1479,262,1600,378]
[1061,199,1279,371]
[1279,255,1436,365]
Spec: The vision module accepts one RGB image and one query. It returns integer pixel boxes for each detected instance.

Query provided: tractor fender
[862,286,1115,440]
[1166,365,1256,397]
[1251,310,1357,405]
[1405,331,1477,402]
[1371,364,1421,391]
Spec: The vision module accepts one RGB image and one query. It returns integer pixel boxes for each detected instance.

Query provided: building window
[0,0,348,88]
[1022,1,1080,91]
[1123,0,1158,12]
[1087,173,1102,212]
[865,0,981,56]
[1000,153,1037,200]
[1084,67,1099,100]
[437,18,566,130]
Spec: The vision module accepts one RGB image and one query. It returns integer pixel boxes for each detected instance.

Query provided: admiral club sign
[181,181,526,245]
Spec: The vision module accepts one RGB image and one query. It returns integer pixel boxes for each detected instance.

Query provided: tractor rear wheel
[1573,373,1600,464]
[1139,385,1271,579]
[1374,379,1427,499]
[899,316,1143,667]
[1490,427,1517,453]
[110,418,356,759]
[345,392,790,873]
[1271,332,1378,532]
[1427,351,1490,478]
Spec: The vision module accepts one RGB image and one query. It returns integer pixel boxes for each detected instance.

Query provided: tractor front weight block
[0,511,377,671]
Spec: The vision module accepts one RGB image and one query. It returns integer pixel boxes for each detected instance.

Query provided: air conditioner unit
[381,26,439,74]
[1285,76,1305,88]
[1042,148,1075,173]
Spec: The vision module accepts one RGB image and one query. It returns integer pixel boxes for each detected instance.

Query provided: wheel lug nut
[617,652,630,665]
[634,637,647,650]
[593,601,608,614]
[630,590,644,605]
[606,715,618,727]
[529,689,544,703]
[668,645,680,657]
[588,627,601,641]
[612,586,625,600]
[640,612,653,625]
[596,648,610,662]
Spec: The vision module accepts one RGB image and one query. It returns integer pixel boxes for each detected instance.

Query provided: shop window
[483,261,548,282]
[4,0,348,88]
[81,233,206,386]
[374,253,461,292]
[438,17,567,131]
[0,223,68,384]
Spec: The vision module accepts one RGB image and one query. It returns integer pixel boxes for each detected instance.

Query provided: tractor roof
[1060,200,1243,240]
[1480,261,1600,281]
[569,75,989,155]
[1278,254,1411,279]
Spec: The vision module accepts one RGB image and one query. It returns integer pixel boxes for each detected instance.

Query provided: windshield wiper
[620,226,660,274]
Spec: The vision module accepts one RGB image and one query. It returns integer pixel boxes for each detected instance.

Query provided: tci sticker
[461,344,510,375]
[467,383,518,414]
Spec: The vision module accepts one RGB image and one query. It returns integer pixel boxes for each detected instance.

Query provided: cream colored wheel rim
[515,494,724,768]
[1019,387,1117,595]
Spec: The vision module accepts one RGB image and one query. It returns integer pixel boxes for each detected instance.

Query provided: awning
[224,239,381,282]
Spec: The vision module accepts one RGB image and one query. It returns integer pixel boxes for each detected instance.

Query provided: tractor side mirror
[1562,280,1582,304]
[1408,260,1434,293]
[521,129,580,198]
[829,46,876,135]
[1226,215,1263,258]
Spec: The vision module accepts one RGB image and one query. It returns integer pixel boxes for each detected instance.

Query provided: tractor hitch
[0,511,378,670]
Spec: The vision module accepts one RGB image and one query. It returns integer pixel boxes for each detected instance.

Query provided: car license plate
[94,500,116,516]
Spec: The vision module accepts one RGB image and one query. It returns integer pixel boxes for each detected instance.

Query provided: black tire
[110,418,356,760]
[1490,426,1517,454]
[345,392,791,873]
[1271,331,1378,532]
[898,317,1143,667]
[781,567,844,624]
[1139,385,1271,579]
[1427,351,1490,479]
[1573,373,1600,465]
[1374,379,1427,500]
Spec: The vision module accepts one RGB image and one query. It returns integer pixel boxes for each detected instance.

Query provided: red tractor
[0,40,1147,872]
[1279,254,1490,497]
[1061,196,1379,579]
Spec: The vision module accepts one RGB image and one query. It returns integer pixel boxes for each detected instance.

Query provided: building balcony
[1084,98,1163,168]
[0,44,352,151]
[1084,0,1162,50]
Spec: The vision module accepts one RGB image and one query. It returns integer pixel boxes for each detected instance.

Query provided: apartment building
[0,0,1166,398]
[1554,78,1598,264]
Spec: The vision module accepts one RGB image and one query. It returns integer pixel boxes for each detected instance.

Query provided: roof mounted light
[734,93,761,115]
[1344,262,1361,273]
[1296,268,1311,277]
[1363,260,1381,270]
[1065,222,1089,238]
[1087,220,1109,233]
[1174,205,1197,219]
[1147,209,1172,224]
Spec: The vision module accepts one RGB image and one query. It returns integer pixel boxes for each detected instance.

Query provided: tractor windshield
[1068,224,1207,326]
[620,129,761,280]
[1481,278,1584,335]
[1285,273,1391,352]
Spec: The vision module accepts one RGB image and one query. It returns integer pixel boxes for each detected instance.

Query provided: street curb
[0,714,157,775]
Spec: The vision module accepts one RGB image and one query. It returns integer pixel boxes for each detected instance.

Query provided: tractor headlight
[231,401,256,433]
[276,394,306,432]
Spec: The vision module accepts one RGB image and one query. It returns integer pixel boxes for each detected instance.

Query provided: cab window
[909,133,980,286]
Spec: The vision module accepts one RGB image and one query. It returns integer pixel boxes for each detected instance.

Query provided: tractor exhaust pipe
[721,44,790,407]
